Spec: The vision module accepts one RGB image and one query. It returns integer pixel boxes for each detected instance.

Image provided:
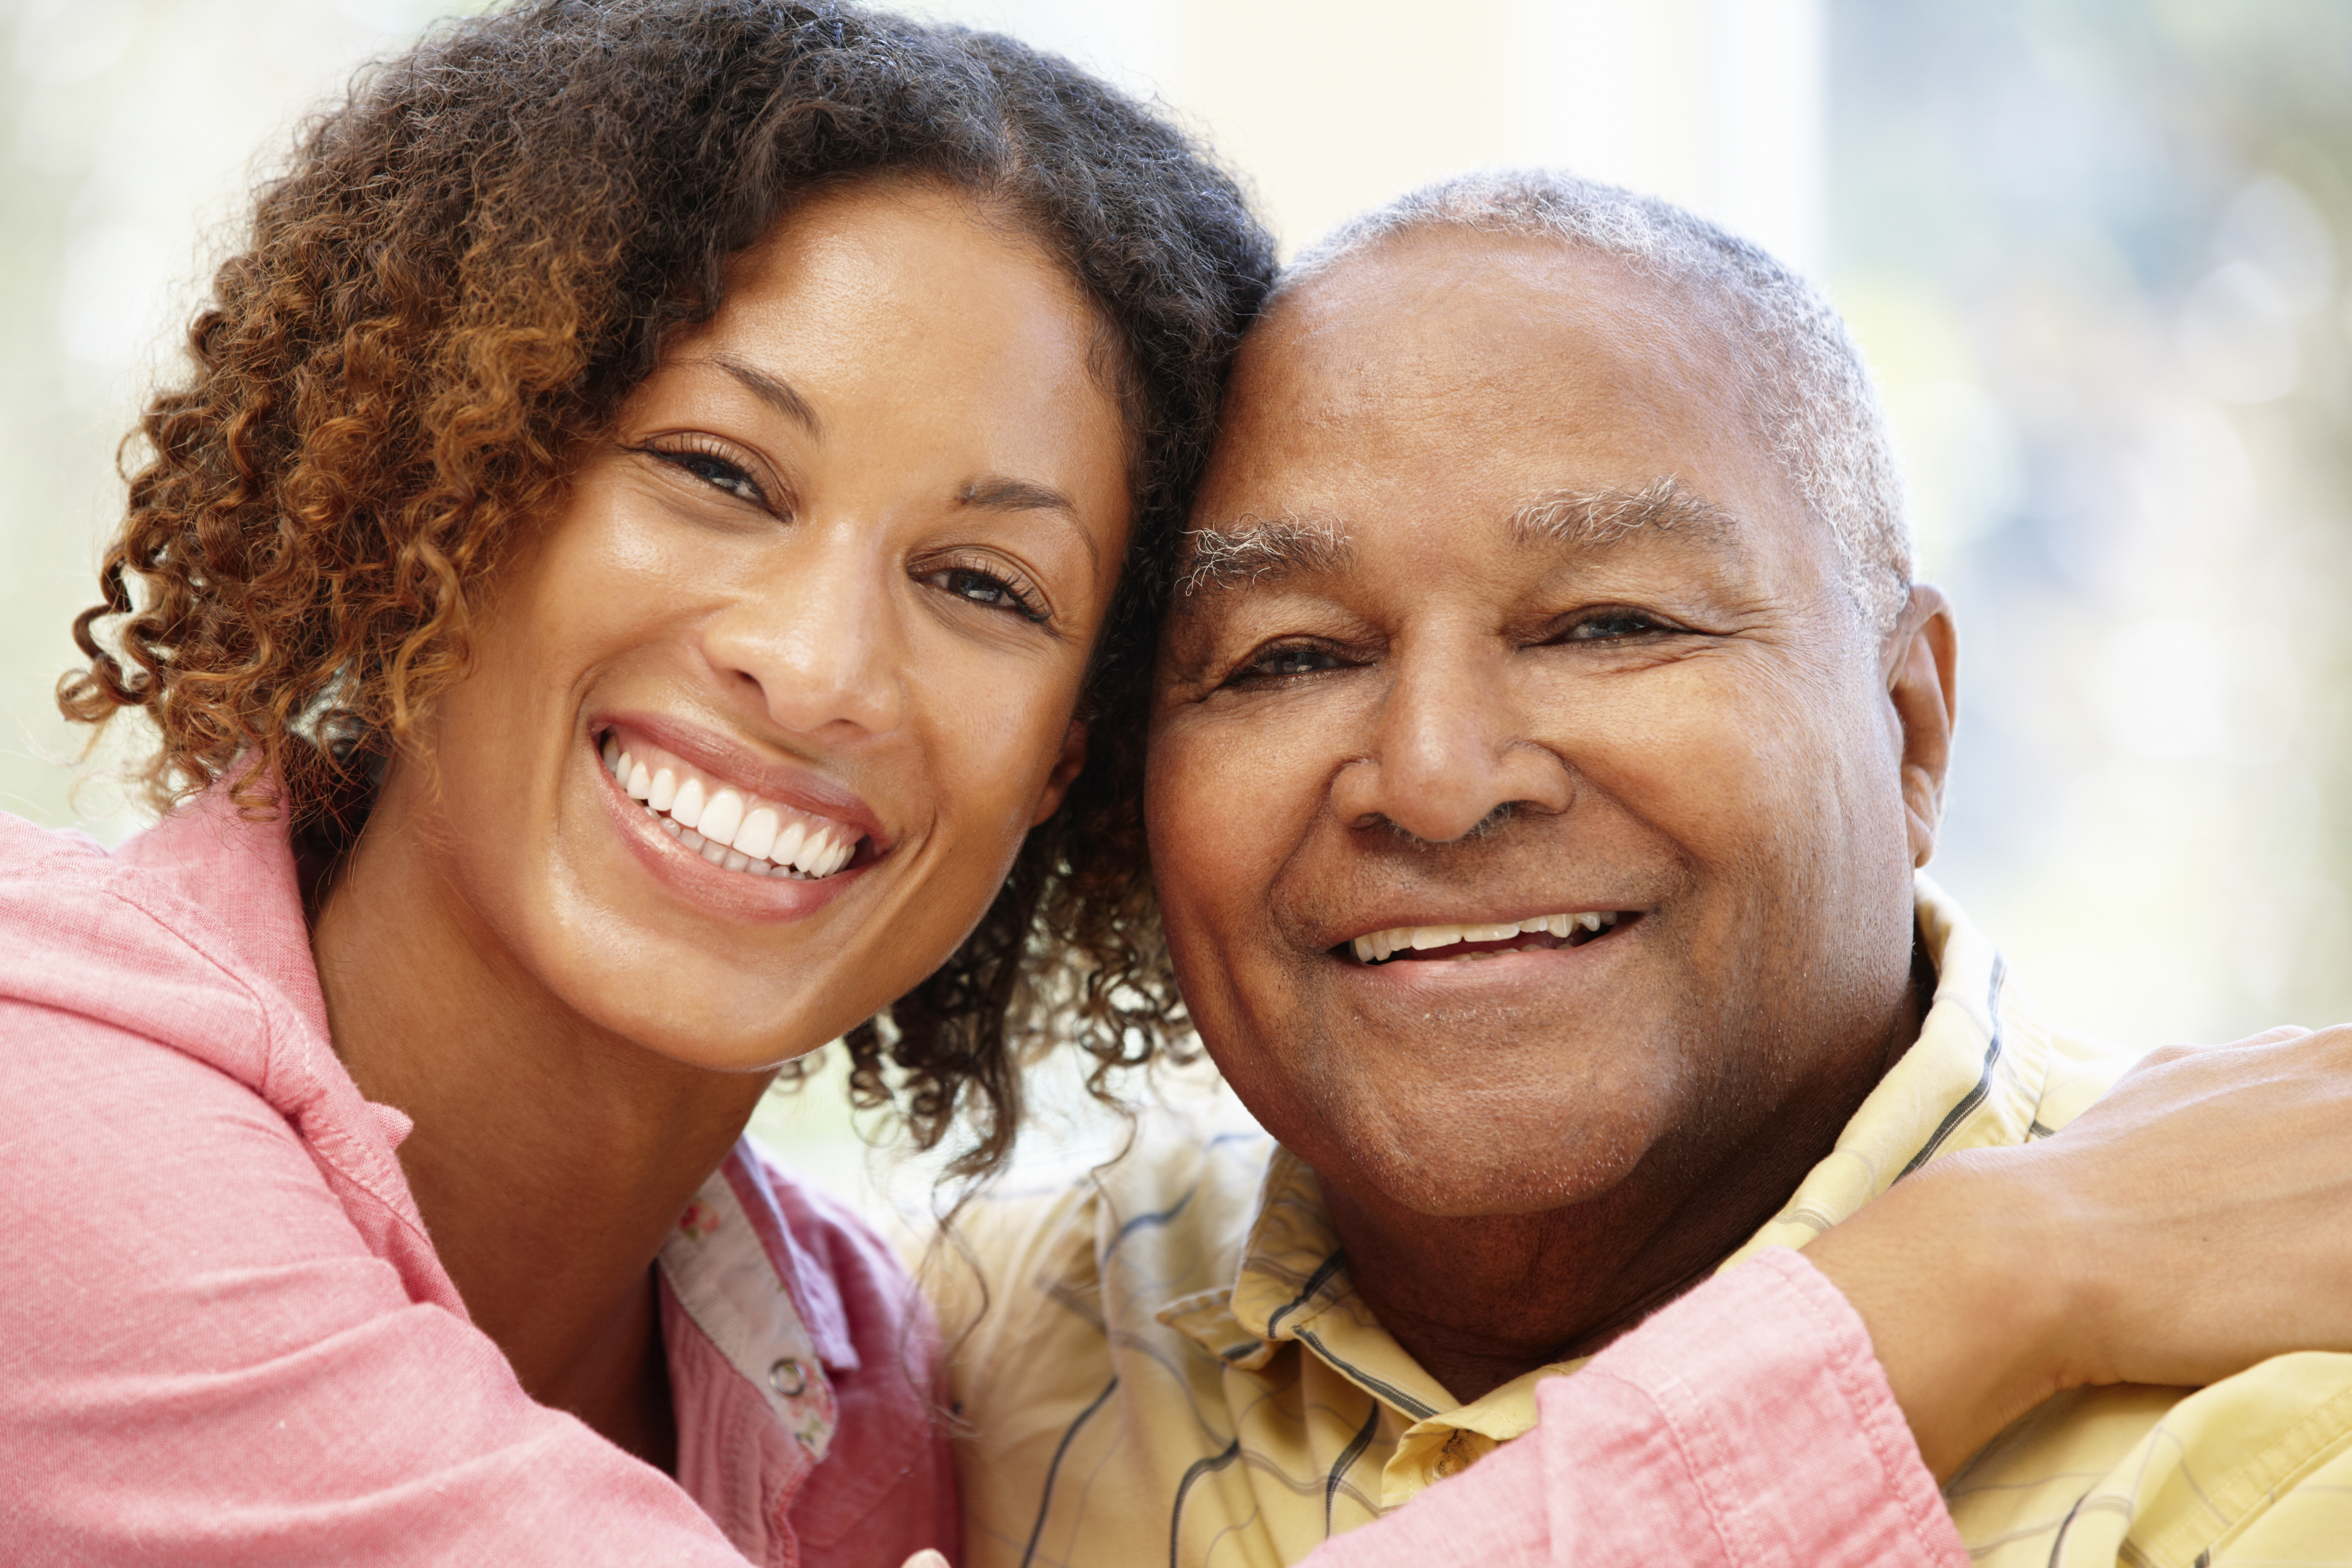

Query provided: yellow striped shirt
[941,875,2352,1566]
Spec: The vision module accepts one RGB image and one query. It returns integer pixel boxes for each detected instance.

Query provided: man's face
[1147,230,1949,1220]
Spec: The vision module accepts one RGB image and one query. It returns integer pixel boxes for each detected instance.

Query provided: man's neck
[309,803,773,1471]
[1325,957,1936,1406]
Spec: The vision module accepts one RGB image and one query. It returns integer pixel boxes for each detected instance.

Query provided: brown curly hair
[57,0,1275,1178]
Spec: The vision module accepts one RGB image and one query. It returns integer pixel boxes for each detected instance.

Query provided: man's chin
[1286,1102,1669,1222]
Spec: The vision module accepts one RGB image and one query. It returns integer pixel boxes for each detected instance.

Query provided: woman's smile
[584,714,888,923]
[601,729,867,884]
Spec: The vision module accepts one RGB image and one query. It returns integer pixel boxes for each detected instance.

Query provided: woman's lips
[593,710,890,848]
[598,730,864,882]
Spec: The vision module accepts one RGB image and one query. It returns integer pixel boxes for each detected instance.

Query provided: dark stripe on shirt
[1168,1438,1245,1568]
[1325,1402,1383,1537]
[1295,1326,1440,1421]
[1018,1374,1120,1568]
[1264,1250,1350,1340]
[1898,952,2009,1180]
[1105,1188,1195,1261]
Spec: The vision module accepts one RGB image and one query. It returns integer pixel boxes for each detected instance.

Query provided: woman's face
[389,181,1131,1070]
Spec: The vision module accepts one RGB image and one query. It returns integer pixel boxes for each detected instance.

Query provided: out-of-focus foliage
[1831,0,2352,1042]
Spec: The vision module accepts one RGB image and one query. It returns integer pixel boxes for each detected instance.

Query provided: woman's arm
[1295,1246,1965,1568]
[1300,1024,2352,1568]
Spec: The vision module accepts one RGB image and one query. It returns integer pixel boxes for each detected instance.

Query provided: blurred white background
[5,0,2348,1203]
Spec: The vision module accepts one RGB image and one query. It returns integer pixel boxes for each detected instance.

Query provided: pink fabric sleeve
[0,997,750,1567]
[1298,1248,1970,1568]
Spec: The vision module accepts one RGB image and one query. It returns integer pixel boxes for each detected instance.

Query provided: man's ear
[1885,585,1958,868]
[1030,719,1089,827]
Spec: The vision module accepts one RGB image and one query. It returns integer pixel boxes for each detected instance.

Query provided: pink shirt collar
[90,775,936,1563]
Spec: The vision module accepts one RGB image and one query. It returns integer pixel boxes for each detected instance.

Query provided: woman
[2,3,2347,1566]
[2,3,1265,1563]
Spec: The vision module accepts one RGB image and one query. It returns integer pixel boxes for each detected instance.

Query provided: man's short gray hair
[1284,171,1914,635]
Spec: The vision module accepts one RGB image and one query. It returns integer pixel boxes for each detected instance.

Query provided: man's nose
[1327,642,1573,843]
[697,526,905,739]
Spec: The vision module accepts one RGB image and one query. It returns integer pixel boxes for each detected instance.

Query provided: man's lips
[1334,910,1642,965]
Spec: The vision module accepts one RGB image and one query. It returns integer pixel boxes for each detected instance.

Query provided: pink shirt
[1304,1247,1969,1568]
[0,791,955,1566]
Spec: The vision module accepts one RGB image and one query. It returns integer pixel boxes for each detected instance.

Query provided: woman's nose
[1327,642,1572,843]
[697,529,905,738]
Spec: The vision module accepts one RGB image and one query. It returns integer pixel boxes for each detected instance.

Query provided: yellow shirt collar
[1159,872,2064,1485]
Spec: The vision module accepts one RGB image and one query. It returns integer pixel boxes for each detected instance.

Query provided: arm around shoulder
[1298,1249,1969,1568]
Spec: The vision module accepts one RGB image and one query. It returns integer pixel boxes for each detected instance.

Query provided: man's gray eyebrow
[1176,515,1352,598]
[712,356,822,436]
[1511,475,1739,549]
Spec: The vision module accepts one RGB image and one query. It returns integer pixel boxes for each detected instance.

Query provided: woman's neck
[309,797,774,1471]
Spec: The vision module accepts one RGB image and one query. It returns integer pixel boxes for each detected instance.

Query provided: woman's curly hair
[57,0,1276,1178]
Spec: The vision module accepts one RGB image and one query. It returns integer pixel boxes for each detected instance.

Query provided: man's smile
[1340,909,1633,964]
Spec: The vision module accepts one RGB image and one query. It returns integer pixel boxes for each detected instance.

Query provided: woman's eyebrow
[959,477,1100,570]
[959,476,1077,518]
[712,355,824,437]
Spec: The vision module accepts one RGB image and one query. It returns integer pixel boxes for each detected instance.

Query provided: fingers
[2018,1017,2352,1389]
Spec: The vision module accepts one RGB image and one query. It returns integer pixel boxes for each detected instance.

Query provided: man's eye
[1240,644,1346,681]
[1562,611,1670,642]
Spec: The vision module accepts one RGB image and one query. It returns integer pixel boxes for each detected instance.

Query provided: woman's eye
[1239,644,1346,681]
[647,444,766,505]
[925,565,1048,624]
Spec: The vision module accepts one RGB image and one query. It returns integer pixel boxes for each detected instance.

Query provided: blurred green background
[4,0,2347,1207]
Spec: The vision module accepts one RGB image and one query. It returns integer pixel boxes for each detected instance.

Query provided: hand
[901,1553,951,1568]
[1807,1024,2352,1477]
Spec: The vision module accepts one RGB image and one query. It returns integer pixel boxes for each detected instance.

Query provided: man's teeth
[1349,911,1619,964]
[600,735,858,880]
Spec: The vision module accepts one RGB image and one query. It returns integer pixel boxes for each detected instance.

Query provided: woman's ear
[1886,585,1959,868]
[1030,720,1088,826]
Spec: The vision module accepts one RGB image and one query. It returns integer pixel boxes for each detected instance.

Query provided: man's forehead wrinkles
[1511,475,1741,552]
[1177,513,1353,598]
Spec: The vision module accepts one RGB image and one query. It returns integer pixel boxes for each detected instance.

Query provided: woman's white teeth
[602,736,861,881]
[735,806,779,861]
[1349,910,1619,964]
[698,788,744,846]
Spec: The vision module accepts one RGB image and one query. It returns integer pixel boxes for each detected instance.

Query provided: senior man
[945,173,2352,1568]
